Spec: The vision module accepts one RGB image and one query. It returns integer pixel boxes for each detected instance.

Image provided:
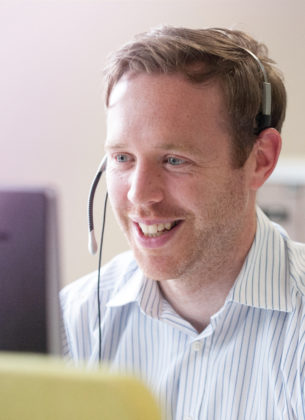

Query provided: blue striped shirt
[61,207,305,419]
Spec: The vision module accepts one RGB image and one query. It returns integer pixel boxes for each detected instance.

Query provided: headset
[87,49,272,362]
[244,48,272,133]
[88,155,107,256]
[87,155,108,362]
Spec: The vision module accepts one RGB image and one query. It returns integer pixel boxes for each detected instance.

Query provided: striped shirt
[61,207,305,419]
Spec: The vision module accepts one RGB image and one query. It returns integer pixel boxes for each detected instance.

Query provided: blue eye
[167,156,185,166]
[115,154,129,162]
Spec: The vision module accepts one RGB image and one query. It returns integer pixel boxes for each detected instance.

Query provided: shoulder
[60,251,139,360]
[60,250,138,309]
[258,208,305,302]
[271,217,305,300]
[260,207,305,299]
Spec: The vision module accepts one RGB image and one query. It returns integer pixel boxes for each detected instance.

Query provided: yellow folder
[0,353,161,420]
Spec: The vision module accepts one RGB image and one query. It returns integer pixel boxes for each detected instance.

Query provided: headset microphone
[88,156,107,255]
[87,155,108,362]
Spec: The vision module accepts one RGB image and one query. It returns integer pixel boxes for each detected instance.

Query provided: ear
[249,128,282,191]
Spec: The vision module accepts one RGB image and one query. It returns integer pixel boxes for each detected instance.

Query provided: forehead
[106,72,231,153]
[108,71,226,111]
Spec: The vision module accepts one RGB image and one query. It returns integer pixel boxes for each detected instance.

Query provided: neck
[158,214,256,333]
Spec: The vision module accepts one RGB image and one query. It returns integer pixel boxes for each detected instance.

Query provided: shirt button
[192,341,202,352]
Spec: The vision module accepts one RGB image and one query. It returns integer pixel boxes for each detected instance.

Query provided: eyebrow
[104,141,203,155]
[104,143,127,151]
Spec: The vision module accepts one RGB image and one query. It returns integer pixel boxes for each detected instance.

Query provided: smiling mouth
[138,221,180,237]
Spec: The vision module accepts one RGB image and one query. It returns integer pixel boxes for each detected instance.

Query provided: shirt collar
[227,207,293,312]
[106,268,144,307]
[106,265,163,317]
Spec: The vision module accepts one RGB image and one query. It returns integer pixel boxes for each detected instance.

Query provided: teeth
[139,222,176,237]
[148,225,157,234]
[157,224,165,232]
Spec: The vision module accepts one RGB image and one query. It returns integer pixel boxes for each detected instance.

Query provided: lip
[131,219,183,249]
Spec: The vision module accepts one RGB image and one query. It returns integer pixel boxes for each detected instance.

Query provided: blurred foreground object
[0,353,161,420]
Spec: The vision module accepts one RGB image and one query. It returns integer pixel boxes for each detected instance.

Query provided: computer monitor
[0,188,62,355]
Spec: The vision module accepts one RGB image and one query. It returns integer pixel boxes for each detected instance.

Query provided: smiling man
[61,26,305,419]
[105,71,259,331]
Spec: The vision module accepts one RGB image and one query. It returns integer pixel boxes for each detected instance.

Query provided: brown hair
[103,26,286,167]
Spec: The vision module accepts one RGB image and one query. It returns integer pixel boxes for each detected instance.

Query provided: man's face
[105,72,255,281]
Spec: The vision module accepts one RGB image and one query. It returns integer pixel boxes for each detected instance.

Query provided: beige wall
[1,0,305,286]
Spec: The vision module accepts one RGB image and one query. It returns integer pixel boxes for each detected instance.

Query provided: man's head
[104,26,284,282]
[104,26,286,167]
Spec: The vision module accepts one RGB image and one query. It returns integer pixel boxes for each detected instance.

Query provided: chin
[133,251,184,281]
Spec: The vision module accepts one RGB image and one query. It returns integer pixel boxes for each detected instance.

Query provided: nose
[127,162,164,206]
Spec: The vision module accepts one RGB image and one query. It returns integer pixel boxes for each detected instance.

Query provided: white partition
[258,159,305,242]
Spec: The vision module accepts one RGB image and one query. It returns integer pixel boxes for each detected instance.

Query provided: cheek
[106,169,129,209]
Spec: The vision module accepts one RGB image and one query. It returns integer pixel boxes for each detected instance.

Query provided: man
[61,26,305,419]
